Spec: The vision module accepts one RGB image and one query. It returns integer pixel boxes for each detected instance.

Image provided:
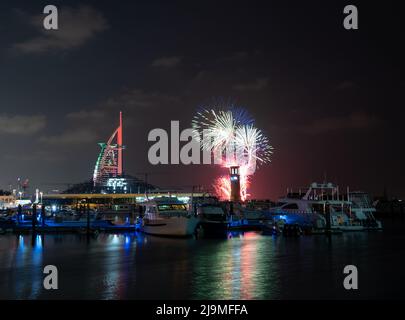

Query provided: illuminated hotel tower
[117,111,123,176]
[93,112,124,187]
[229,166,241,202]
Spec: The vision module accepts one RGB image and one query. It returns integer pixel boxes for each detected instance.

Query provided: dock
[0,220,136,234]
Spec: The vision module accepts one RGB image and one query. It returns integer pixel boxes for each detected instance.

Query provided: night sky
[0,0,404,199]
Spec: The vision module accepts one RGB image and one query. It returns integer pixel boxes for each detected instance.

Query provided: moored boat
[197,203,229,237]
[140,197,199,237]
[269,182,383,232]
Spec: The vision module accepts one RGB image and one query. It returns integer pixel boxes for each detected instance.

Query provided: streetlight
[40,192,43,204]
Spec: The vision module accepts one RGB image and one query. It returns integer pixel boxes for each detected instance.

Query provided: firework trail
[214,176,231,201]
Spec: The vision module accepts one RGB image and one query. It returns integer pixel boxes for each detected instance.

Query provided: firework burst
[192,105,273,201]
[192,109,236,151]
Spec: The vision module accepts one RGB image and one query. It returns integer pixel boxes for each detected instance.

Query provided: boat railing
[158,211,190,218]
[273,209,313,215]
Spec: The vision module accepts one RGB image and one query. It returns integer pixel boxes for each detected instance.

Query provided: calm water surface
[1,222,404,299]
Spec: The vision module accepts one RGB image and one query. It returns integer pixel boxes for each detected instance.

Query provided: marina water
[0,220,404,299]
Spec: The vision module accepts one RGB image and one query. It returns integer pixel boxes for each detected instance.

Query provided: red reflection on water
[240,232,259,299]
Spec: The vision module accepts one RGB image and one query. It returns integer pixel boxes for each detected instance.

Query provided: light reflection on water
[11,235,44,299]
[191,232,279,299]
[0,229,403,299]
[86,234,144,299]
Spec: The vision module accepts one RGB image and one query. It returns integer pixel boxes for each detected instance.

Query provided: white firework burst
[234,124,273,167]
[192,109,237,151]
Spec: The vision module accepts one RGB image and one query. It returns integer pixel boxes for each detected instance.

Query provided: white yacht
[270,182,382,231]
[141,197,199,237]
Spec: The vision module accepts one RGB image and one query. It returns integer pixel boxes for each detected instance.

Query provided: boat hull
[142,216,199,237]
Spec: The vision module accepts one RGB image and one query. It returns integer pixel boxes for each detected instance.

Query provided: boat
[269,182,382,232]
[140,197,199,237]
[269,199,327,231]
[95,203,135,225]
[196,204,229,237]
[349,191,383,230]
